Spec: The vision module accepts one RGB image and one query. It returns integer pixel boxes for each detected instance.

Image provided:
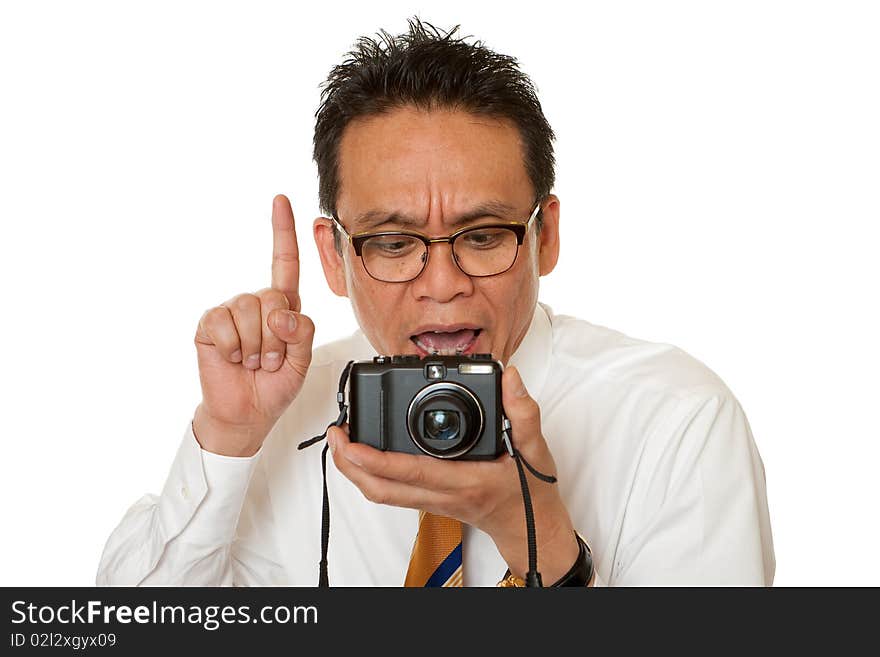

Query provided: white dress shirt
[97,302,775,586]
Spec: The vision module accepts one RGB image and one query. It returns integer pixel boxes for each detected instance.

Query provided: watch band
[496,531,594,587]
[550,532,594,587]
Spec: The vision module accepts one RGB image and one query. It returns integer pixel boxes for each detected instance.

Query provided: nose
[409,241,474,303]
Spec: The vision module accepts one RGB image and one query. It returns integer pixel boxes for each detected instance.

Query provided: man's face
[313,106,559,365]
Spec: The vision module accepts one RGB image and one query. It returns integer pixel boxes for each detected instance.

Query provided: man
[97,19,774,587]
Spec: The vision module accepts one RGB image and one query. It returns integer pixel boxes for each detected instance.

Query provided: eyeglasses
[331,203,542,283]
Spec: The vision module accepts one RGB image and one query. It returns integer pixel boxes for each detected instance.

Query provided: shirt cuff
[156,421,262,547]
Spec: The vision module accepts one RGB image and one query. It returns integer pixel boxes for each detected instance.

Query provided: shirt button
[180,485,189,499]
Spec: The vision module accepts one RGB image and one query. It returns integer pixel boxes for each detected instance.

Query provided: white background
[1,1,877,586]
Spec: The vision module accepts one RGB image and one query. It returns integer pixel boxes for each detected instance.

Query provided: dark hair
[313,18,556,250]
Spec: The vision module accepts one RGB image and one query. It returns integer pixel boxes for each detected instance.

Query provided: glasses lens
[358,226,520,282]
[453,226,519,276]
[361,235,427,282]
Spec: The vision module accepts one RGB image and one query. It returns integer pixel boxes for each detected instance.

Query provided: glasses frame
[331,202,542,283]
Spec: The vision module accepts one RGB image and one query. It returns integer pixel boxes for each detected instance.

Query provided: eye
[365,235,420,256]
[461,228,506,248]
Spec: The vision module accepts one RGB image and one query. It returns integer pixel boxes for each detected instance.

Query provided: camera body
[348,353,505,460]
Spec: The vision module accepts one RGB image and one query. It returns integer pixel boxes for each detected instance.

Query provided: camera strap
[297,359,355,587]
[502,416,559,587]
[297,359,557,588]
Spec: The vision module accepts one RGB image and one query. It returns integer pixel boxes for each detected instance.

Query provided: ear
[537,195,561,276]
[313,217,349,297]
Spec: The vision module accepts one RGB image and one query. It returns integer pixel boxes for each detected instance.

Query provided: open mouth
[410,328,483,356]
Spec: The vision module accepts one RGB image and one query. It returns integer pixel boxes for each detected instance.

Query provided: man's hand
[327,365,581,583]
[192,195,316,457]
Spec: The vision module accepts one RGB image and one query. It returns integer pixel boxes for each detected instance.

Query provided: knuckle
[533,401,542,421]
[256,287,289,309]
[229,293,260,314]
[407,464,425,487]
[363,485,387,505]
[273,252,298,265]
[331,447,350,474]
[202,306,229,329]
[522,397,541,420]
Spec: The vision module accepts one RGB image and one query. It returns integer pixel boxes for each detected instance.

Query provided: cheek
[347,269,404,328]
[485,269,539,353]
[482,273,537,325]
[345,256,381,304]
[503,257,540,304]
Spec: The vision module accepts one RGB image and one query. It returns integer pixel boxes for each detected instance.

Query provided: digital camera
[348,353,505,460]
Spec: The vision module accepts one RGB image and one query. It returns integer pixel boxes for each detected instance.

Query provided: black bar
[1,587,875,652]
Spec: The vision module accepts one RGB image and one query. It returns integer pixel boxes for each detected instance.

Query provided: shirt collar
[507,301,553,401]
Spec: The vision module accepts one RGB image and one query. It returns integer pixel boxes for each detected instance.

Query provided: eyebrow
[351,200,520,231]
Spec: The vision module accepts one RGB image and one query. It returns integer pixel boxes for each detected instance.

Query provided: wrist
[549,532,594,587]
[494,509,579,585]
[498,532,594,588]
[192,404,268,457]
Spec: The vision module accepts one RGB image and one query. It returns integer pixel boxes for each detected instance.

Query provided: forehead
[336,106,532,221]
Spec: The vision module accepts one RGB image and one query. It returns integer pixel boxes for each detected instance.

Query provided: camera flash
[459,364,494,374]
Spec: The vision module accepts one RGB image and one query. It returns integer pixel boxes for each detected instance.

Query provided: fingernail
[286,312,297,332]
[264,351,282,369]
[328,430,337,454]
[245,354,261,369]
[230,349,242,363]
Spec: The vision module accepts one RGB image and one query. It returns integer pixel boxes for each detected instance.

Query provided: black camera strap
[297,359,557,588]
[296,359,354,587]
[502,416,559,588]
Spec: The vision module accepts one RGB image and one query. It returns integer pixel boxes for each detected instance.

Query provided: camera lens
[406,382,484,459]
[423,409,460,441]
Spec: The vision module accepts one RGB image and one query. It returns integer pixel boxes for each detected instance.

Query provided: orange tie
[404,511,463,587]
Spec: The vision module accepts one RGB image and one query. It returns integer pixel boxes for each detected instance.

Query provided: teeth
[428,347,464,356]
[413,337,467,357]
[411,328,480,357]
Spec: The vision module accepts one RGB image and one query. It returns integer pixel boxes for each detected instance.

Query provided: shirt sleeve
[96,421,275,586]
[611,388,775,586]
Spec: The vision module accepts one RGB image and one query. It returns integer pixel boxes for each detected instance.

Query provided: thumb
[501,366,542,446]
[268,309,314,344]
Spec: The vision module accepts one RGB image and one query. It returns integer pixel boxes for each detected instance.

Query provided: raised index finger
[271,194,301,311]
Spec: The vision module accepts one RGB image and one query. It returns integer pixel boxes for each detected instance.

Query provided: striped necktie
[404,511,463,587]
